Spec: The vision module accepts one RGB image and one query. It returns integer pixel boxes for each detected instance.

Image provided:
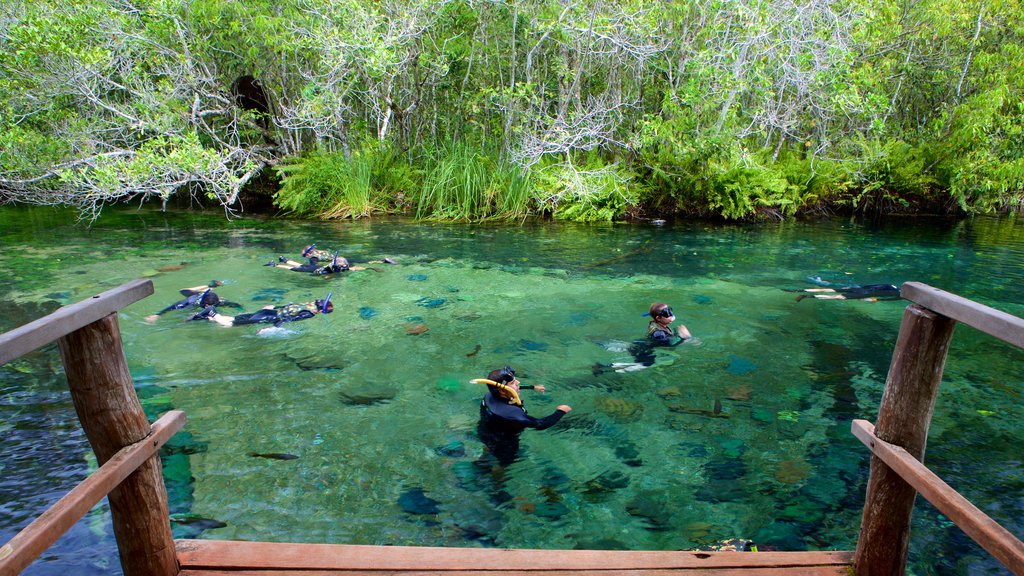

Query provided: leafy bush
[535,154,640,222]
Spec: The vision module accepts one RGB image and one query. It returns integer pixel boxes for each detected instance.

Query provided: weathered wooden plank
[852,420,1024,575]
[59,313,178,576]
[176,540,852,572]
[0,411,185,576]
[901,282,1024,349]
[180,569,851,576]
[853,303,956,575]
[0,278,153,366]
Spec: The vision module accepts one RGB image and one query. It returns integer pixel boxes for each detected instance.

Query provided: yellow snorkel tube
[471,378,522,406]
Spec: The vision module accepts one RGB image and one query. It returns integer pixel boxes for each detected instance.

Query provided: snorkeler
[475,366,571,466]
[792,283,901,302]
[144,287,240,323]
[594,302,693,374]
[189,293,333,327]
[271,244,397,270]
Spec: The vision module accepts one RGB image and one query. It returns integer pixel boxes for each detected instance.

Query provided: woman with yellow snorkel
[474,366,571,466]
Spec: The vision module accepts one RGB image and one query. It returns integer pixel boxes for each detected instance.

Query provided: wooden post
[57,314,178,576]
[854,304,957,575]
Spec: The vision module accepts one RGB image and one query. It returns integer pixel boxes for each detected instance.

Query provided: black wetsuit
[156,293,214,315]
[478,388,567,466]
[289,258,322,273]
[836,284,901,300]
[233,304,316,326]
[312,260,349,275]
[628,321,685,366]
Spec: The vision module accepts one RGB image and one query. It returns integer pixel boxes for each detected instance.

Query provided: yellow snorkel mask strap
[471,378,522,406]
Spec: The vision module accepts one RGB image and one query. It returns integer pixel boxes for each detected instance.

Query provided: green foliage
[274,149,374,219]
[416,143,532,220]
[534,155,640,222]
[5,0,1024,219]
[848,138,938,212]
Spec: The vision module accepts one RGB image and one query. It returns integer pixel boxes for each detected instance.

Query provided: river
[1,207,1021,575]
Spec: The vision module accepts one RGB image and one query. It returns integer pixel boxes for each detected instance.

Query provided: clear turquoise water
[1,207,1022,575]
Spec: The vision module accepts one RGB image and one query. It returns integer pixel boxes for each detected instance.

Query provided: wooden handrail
[0,410,186,576]
[0,279,153,366]
[0,279,177,576]
[902,281,1024,349]
[852,420,1024,575]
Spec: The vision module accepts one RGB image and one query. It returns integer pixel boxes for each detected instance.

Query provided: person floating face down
[269,253,352,275]
[143,284,239,324]
[794,284,901,302]
[189,293,334,327]
[477,366,571,467]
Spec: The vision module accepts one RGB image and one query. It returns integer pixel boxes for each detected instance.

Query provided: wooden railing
[852,282,1024,575]
[0,279,183,576]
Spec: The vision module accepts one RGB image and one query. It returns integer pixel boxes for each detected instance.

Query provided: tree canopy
[2,0,1022,220]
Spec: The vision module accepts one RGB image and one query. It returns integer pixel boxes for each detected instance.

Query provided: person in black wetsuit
[144,287,238,323]
[594,302,693,374]
[793,283,901,302]
[190,294,334,327]
[477,366,571,466]
[267,253,356,275]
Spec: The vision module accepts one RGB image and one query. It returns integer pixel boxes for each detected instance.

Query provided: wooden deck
[175,540,854,575]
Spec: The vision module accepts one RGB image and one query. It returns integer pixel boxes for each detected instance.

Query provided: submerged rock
[404,323,429,335]
[594,396,644,422]
[340,387,397,405]
[533,500,569,520]
[614,442,643,467]
[398,488,441,515]
[435,441,466,458]
[582,470,631,499]
[518,339,548,351]
[416,297,447,308]
[625,491,672,529]
[727,356,758,375]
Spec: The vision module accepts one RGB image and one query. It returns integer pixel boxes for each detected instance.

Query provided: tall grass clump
[274,145,390,219]
[416,143,533,220]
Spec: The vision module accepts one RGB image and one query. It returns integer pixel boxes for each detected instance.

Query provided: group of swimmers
[149,253,896,466]
[477,302,693,460]
[144,243,377,328]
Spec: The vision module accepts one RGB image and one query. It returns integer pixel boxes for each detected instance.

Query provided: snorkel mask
[302,243,316,257]
[498,365,516,383]
[321,292,333,314]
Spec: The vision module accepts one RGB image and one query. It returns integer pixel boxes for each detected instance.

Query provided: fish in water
[248,452,299,460]
[169,514,227,530]
[466,344,482,357]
